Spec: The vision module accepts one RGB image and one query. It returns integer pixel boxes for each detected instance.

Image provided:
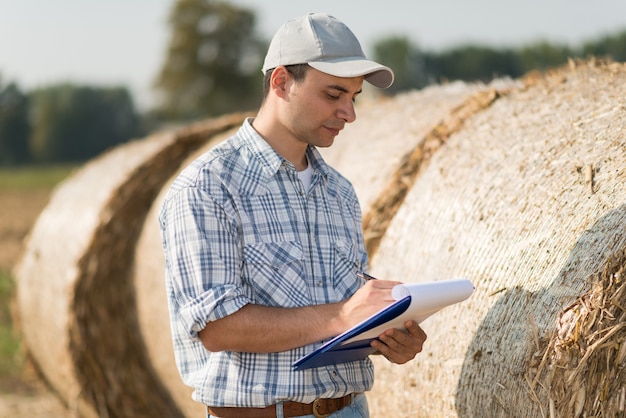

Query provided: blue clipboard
[292,296,412,371]
[292,278,474,371]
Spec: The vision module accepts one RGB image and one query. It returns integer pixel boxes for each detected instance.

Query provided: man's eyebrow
[327,85,363,95]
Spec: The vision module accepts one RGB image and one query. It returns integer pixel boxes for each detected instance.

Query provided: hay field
[0,190,50,272]
[9,59,626,417]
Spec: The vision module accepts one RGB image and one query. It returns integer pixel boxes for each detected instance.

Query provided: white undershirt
[297,159,313,191]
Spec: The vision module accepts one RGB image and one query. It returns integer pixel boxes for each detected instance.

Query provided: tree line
[375,31,626,94]
[2,0,626,167]
[0,82,145,166]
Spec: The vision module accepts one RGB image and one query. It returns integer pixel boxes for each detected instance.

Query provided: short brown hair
[262,64,310,99]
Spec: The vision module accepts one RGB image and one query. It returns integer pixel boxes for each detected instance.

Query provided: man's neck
[252,113,308,171]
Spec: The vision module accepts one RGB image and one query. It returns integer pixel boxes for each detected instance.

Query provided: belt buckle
[312,399,331,418]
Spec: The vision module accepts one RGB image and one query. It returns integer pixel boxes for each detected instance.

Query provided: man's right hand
[338,279,402,330]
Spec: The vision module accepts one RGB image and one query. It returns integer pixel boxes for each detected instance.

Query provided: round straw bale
[14,113,248,418]
[367,59,626,417]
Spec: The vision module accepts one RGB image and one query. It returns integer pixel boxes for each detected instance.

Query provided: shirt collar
[241,118,330,178]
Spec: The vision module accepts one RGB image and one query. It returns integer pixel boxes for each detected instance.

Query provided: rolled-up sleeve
[161,185,249,340]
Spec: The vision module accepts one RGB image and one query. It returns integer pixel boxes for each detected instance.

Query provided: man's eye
[327,94,339,100]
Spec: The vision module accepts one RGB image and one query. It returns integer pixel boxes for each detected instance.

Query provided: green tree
[518,41,574,73]
[373,36,426,93]
[373,27,626,96]
[582,30,626,62]
[425,45,522,83]
[30,84,141,163]
[154,0,265,120]
[0,82,31,165]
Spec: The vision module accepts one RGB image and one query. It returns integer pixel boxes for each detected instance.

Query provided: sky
[2,0,626,110]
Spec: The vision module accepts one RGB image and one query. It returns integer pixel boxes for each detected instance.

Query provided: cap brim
[309,58,394,89]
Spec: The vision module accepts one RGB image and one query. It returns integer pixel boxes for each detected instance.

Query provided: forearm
[199,302,347,353]
[199,279,400,353]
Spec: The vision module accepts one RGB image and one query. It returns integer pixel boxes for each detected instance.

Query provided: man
[160,13,427,418]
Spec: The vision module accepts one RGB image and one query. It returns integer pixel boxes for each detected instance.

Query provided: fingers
[370,320,427,364]
[404,320,427,343]
[362,278,403,292]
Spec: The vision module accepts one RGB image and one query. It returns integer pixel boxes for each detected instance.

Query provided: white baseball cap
[262,13,394,89]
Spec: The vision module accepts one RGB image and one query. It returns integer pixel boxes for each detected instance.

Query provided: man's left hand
[370,320,427,364]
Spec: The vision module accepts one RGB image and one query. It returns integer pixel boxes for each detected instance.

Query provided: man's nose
[338,100,356,123]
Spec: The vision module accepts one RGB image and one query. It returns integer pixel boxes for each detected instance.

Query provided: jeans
[207,393,369,418]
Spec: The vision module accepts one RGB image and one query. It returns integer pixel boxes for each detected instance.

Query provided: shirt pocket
[332,239,364,300]
[243,241,311,307]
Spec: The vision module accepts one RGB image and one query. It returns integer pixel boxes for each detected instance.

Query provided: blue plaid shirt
[159,119,373,407]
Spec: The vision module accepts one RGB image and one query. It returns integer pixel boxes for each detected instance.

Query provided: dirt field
[0,190,51,271]
[0,189,71,417]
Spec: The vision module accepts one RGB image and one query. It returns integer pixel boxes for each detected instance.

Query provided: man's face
[282,68,364,148]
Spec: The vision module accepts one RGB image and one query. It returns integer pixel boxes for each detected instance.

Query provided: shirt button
[317,281,323,287]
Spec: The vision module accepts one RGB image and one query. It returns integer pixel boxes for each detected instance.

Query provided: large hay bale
[14,114,247,418]
[367,60,626,417]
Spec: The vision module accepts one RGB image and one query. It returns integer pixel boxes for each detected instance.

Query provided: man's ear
[270,66,291,98]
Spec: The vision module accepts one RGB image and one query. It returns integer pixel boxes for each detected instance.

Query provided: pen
[356,271,377,281]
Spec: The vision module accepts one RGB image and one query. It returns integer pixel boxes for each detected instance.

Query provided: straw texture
[368,59,626,417]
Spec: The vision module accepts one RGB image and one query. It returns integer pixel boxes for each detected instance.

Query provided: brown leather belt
[207,393,354,418]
